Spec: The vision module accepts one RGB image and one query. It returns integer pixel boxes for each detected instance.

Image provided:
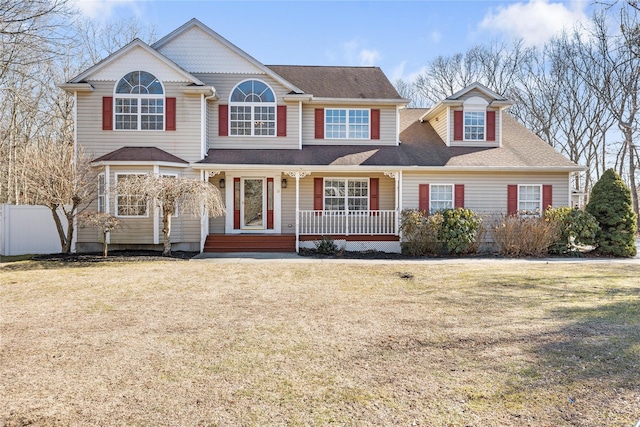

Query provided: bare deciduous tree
[114,175,225,256]
[23,141,98,254]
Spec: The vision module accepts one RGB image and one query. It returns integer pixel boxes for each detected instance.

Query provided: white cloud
[341,39,381,66]
[478,0,588,47]
[70,0,142,20]
[359,49,381,66]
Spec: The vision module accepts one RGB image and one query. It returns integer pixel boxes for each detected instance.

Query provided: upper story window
[325,109,370,139]
[229,80,276,136]
[464,111,485,140]
[115,71,164,131]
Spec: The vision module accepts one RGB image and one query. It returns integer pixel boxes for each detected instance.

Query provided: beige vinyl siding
[303,105,397,146]
[76,81,203,162]
[448,106,501,146]
[298,173,396,211]
[402,171,570,215]
[429,108,448,145]
[194,73,300,150]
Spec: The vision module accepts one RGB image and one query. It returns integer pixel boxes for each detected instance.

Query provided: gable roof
[195,109,582,171]
[266,65,405,101]
[92,147,188,166]
[66,39,204,86]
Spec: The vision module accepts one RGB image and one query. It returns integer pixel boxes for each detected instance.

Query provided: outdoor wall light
[281,179,287,188]
[219,178,225,188]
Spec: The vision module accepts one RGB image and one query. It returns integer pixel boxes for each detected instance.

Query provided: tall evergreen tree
[586,169,637,257]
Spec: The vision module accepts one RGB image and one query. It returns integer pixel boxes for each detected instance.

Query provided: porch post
[286,171,310,253]
[384,171,401,236]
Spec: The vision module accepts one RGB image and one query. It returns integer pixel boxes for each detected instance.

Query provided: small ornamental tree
[586,169,637,257]
[114,174,225,256]
[78,211,121,257]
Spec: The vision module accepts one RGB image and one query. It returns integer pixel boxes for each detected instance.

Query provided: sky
[70,0,593,82]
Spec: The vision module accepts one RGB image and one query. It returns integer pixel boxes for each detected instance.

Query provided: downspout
[72,91,78,253]
[200,169,206,252]
[295,173,300,253]
[105,165,110,245]
[299,101,302,150]
[153,165,159,245]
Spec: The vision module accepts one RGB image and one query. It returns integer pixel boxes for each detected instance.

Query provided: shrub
[400,209,443,256]
[586,169,637,257]
[544,207,600,255]
[491,214,559,257]
[439,208,484,254]
[315,236,338,255]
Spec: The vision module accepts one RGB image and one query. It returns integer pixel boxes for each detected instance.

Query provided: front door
[242,178,265,229]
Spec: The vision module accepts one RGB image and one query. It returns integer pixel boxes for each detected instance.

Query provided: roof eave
[191,164,585,172]
[58,83,94,93]
[91,160,189,168]
[308,97,409,106]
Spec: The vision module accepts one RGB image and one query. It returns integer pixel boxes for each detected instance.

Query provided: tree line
[1,0,639,235]
[394,2,640,220]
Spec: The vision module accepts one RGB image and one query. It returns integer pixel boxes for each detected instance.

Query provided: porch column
[384,171,401,235]
[201,170,221,252]
[286,171,310,253]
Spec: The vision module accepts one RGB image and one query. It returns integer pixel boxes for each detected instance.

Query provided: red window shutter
[486,110,495,141]
[314,108,324,139]
[314,177,323,215]
[507,185,518,215]
[166,97,176,131]
[454,184,465,208]
[371,109,380,140]
[277,105,287,137]
[233,178,240,229]
[543,185,553,211]
[419,184,430,212]
[454,110,463,141]
[102,97,113,130]
[370,178,379,212]
[267,178,274,229]
[219,104,228,137]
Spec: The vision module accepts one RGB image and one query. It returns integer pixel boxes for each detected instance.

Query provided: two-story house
[61,19,583,254]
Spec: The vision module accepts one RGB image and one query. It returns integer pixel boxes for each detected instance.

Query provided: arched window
[229,80,276,136]
[114,71,164,130]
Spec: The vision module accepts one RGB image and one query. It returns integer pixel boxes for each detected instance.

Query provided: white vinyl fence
[0,204,68,256]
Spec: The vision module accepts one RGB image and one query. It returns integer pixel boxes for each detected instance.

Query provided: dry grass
[1,258,639,426]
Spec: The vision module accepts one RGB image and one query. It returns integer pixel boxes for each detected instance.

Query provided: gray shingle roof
[196,109,581,170]
[266,65,403,100]
[92,147,188,164]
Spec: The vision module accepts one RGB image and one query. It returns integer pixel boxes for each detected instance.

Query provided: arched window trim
[113,71,166,131]
[228,79,277,137]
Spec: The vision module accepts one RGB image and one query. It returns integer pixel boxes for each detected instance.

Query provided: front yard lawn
[1,259,639,426]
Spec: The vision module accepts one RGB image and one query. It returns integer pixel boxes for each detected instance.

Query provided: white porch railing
[299,210,397,235]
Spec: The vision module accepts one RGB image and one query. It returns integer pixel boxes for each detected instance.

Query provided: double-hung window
[115,71,164,130]
[430,184,454,212]
[464,111,485,141]
[325,109,370,139]
[115,174,148,217]
[518,185,542,215]
[324,178,369,213]
[229,80,276,136]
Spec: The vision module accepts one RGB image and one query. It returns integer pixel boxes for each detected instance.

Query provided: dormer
[419,82,513,148]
